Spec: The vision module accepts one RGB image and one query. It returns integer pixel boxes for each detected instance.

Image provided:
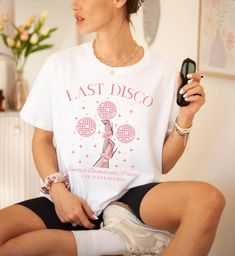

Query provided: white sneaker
[101,202,174,256]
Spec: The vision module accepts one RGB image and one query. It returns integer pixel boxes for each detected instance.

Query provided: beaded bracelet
[40,172,70,194]
[174,117,192,135]
[174,117,193,146]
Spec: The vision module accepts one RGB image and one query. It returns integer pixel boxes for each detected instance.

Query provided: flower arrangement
[0,10,57,72]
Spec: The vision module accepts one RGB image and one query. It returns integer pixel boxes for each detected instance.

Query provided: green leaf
[30,44,53,53]
[1,34,8,46]
[38,35,47,43]
[49,27,57,33]
[34,20,43,33]
[37,27,57,44]
[24,44,33,58]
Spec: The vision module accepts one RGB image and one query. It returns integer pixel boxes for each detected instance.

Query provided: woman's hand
[49,183,97,229]
[177,72,206,126]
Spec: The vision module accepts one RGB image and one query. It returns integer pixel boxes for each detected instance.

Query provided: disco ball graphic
[97,101,117,120]
[116,124,136,143]
[76,117,96,137]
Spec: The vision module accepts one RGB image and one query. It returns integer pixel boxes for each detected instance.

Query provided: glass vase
[9,70,29,111]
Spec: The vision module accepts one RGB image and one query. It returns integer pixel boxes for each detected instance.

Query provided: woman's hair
[126,0,144,22]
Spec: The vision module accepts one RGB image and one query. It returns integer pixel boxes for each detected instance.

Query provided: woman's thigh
[0,204,46,245]
[139,181,225,233]
[0,196,102,245]
[1,228,77,256]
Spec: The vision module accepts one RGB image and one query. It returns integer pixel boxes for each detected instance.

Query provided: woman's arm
[32,128,97,228]
[162,73,205,174]
[32,128,59,180]
[32,128,68,200]
[162,114,193,173]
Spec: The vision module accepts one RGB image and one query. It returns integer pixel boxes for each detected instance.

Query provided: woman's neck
[94,21,144,67]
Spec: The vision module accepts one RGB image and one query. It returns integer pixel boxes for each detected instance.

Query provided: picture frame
[197,0,235,79]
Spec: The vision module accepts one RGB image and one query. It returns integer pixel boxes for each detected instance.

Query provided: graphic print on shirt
[65,80,156,185]
[94,101,117,168]
[75,100,136,169]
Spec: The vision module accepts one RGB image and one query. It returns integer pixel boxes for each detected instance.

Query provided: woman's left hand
[178,72,206,119]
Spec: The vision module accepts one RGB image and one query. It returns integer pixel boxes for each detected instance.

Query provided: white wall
[133,1,235,255]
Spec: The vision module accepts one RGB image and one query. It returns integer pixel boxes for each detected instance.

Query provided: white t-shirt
[20,42,178,216]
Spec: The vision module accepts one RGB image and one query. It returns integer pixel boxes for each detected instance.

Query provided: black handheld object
[177,58,196,107]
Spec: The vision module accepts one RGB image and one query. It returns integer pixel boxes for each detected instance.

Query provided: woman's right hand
[49,182,97,229]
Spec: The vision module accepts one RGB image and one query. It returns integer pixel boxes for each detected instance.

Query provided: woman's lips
[75,15,85,24]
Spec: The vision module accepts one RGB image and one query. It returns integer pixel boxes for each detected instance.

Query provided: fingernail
[183,93,187,98]
[184,98,189,101]
[187,74,192,79]
[179,88,184,94]
[93,214,99,220]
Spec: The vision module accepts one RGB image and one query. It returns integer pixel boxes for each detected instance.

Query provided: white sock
[72,229,127,256]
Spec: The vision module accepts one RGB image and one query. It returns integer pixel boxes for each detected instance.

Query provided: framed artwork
[197,0,235,78]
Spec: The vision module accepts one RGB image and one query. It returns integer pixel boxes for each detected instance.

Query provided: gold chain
[92,40,139,67]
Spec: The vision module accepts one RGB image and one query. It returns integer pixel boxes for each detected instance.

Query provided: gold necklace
[92,40,139,76]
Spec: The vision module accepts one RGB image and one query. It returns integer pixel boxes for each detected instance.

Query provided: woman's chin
[77,27,96,35]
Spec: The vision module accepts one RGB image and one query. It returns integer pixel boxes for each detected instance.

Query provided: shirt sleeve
[166,72,179,135]
[166,100,179,135]
[20,56,55,131]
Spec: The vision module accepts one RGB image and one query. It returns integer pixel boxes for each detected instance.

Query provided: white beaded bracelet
[174,117,193,146]
[174,117,192,136]
[40,172,70,194]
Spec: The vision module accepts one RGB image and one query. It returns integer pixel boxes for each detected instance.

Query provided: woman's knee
[0,207,13,246]
[188,182,225,222]
[0,204,46,246]
[206,183,225,213]
[138,181,225,233]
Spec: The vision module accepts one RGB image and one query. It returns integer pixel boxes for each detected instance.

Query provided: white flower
[30,33,39,44]
[40,27,49,36]
[40,10,48,22]
[6,37,15,48]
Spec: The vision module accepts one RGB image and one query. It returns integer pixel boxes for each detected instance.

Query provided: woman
[0,0,225,255]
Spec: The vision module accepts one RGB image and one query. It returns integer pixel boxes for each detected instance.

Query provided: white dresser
[0,111,40,208]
